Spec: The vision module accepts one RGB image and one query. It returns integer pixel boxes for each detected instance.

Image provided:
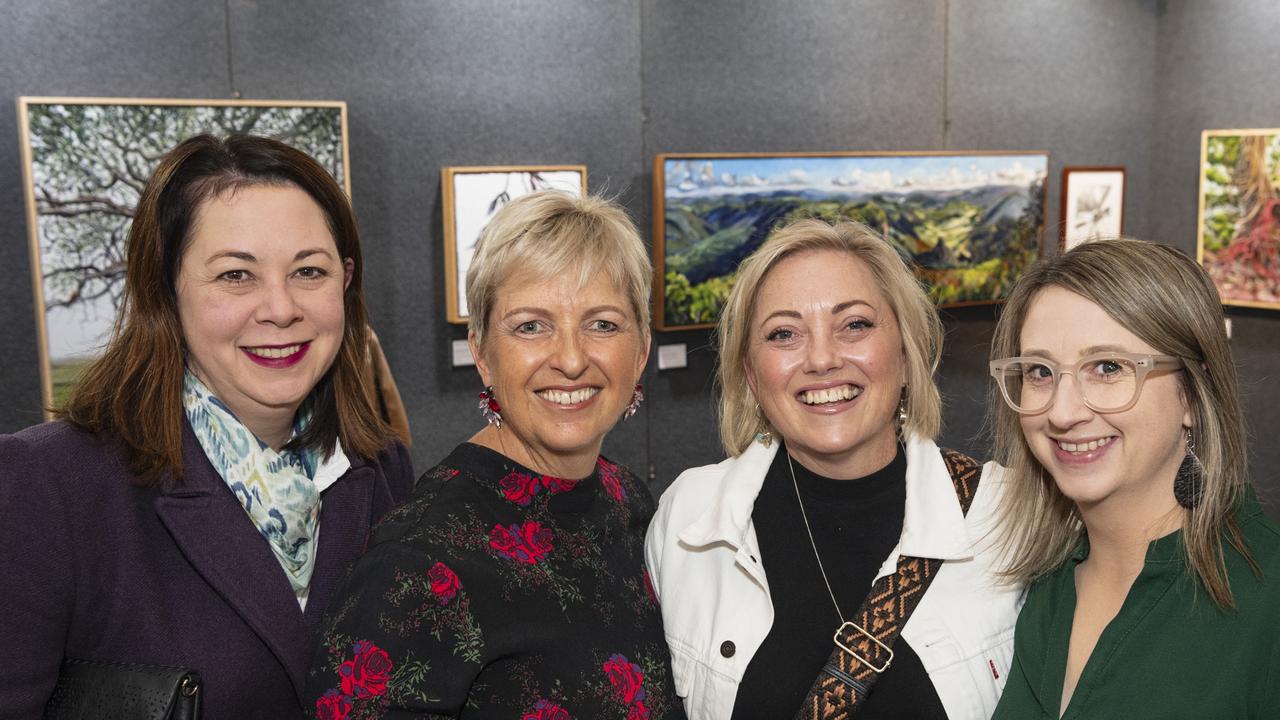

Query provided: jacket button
[720,640,736,658]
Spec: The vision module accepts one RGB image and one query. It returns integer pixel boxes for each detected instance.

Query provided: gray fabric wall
[0,0,1275,512]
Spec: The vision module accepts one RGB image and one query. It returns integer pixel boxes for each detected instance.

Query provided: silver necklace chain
[787,451,845,626]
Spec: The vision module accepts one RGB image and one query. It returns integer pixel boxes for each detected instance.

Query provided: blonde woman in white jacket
[645,220,1020,720]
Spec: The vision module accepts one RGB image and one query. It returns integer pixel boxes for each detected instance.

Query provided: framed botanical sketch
[1198,128,1280,309]
[441,165,587,324]
[653,151,1049,330]
[1060,166,1125,250]
[17,96,350,415]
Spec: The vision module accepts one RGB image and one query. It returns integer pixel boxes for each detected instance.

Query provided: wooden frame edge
[1059,165,1126,253]
[1196,130,1210,266]
[17,98,55,418]
[439,165,589,326]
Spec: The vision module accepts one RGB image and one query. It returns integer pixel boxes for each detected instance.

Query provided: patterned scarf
[183,369,321,593]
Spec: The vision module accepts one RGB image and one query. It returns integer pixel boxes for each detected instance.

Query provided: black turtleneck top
[730,443,948,720]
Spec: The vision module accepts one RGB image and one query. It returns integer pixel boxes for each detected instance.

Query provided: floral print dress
[305,443,685,720]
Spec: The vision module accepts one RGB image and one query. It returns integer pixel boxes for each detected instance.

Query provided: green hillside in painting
[661,183,1044,327]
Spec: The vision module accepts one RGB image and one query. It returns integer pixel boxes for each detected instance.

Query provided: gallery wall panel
[1153,0,1280,513]
[0,1,1274,516]
[640,0,949,492]
[938,0,1159,456]
[0,0,230,431]
[225,0,647,475]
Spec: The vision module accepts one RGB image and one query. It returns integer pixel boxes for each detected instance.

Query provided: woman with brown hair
[988,238,1280,718]
[0,134,414,718]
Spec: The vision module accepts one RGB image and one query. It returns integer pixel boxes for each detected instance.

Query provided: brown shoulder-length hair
[989,238,1252,609]
[59,134,394,485]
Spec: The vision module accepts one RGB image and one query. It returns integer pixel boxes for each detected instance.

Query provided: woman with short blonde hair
[716,220,942,454]
[647,218,1020,719]
[307,191,684,719]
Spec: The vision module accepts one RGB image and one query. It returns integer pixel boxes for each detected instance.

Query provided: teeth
[800,385,861,405]
[538,388,600,405]
[1057,437,1114,453]
[246,344,302,359]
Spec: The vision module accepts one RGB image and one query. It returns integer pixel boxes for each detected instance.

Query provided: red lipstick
[242,342,310,369]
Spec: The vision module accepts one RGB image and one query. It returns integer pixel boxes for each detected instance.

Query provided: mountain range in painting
[657,154,1047,328]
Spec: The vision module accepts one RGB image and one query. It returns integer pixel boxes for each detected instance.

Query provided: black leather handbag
[43,658,202,720]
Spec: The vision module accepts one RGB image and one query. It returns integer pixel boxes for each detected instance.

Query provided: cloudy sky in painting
[664,155,1047,197]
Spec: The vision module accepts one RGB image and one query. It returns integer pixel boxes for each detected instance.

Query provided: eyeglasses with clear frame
[989,352,1184,414]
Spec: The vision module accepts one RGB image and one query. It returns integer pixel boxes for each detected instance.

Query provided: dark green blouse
[993,494,1280,719]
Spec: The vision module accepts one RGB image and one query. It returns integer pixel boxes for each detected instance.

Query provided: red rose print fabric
[305,444,684,719]
[501,471,581,506]
[428,561,461,605]
[314,689,351,720]
[489,521,554,564]
[523,698,573,720]
[338,640,393,699]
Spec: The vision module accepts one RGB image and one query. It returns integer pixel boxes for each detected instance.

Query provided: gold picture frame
[17,96,351,416]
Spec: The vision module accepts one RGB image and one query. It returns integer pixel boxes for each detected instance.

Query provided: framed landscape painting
[441,165,587,323]
[18,96,350,414]
[1060,166,1125,251]
[653,151,1048,330]
[1198,128,1280,309]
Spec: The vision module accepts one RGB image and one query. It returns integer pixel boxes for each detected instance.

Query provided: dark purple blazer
[0,420,414,719]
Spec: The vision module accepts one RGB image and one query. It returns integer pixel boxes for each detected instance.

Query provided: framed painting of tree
[1198,128,1280,309]
[653,151,1048,330]
[17,97,350,414]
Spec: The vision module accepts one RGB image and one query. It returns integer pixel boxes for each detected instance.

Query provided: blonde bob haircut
[717,219,943,457]
[989,238,1252,609]
[466,190,652,346]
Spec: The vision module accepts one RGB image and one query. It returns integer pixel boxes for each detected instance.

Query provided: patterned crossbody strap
[794,449,982,720]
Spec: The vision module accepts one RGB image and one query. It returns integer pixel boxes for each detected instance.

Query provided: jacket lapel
[154,425,313,702]
[677,440,777,549]
[303,459,375,629]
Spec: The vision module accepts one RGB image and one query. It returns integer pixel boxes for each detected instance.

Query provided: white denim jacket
[644,434,1022,720]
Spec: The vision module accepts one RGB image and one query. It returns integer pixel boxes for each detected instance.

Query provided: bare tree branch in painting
[28,103,345,317]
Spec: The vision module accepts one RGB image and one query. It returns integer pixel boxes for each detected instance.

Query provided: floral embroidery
[603,653,648,717]
[427,561,461,605]
[599,459,627,503]
[305,445,682,718]
[501,473,542,505]
[489,521,554,564]
[541,475,578,493]
[522,698,573,720]
[315,689,351,720]
[500,471,580,506]
[338,640,393,699]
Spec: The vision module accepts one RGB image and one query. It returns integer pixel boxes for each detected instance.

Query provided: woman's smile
[242,341,311,368]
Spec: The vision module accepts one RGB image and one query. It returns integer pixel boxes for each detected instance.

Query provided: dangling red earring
[623,383,644,421]
[479,386,502,427]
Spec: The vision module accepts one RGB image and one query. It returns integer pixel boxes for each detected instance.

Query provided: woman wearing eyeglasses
[988,238,1280,719]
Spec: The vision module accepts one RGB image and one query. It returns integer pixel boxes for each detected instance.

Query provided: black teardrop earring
[1173,428,1204,509]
